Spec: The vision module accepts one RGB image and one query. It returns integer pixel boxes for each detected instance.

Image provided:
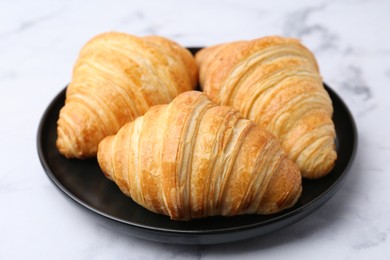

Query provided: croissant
[97,91,302,221]
[195,36,337,179]
[56,32,197,158]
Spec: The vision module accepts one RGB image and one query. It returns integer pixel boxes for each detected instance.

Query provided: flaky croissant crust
[57,32,197,158]
[98,91,302,221]
[196,36,337,179]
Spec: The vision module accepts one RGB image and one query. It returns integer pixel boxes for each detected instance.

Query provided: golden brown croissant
[56,32,198,158]
[196,36,337,179]
[97,91,302,221]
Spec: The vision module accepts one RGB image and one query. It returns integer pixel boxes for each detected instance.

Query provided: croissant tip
[97,135,115,180]
[56,128,95,159]
[301,151,338,179]
[56,124,75,159]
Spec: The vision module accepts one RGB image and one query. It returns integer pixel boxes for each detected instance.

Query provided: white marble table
[1,0,390,258]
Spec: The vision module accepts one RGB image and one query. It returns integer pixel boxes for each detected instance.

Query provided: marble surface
[1,0,390,258]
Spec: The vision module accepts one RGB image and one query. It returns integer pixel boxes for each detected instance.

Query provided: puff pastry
[196,36,337,179]
[56,32,197,158]
[97,91,302,220]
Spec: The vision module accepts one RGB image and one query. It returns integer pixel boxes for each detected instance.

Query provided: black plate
[37,48,357,245]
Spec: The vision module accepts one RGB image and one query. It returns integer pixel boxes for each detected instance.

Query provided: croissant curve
[56,32,197,158]
[196,36,337,179]
[97,91,302,221]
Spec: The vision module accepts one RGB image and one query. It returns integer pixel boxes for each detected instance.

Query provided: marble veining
[120,10,164,35]
[1,0,390,259]
[0,6,65,38]
[339,65,372,100]
[353,231,387,251]
[283,4,340,52]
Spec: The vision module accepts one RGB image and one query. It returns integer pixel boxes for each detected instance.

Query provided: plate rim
[37,80,357,241]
